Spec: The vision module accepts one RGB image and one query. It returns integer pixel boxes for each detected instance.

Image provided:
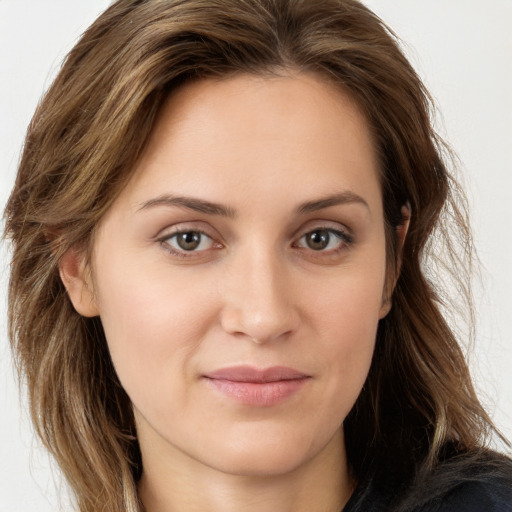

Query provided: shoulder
[406,449,512,512]
[344,449,512,512]
[430,478,512,512]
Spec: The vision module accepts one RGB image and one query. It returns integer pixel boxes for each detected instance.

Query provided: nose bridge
[220,241,298,343]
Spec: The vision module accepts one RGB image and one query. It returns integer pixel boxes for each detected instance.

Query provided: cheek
[316,252,386,336]
[310,262,386,409]
[92,253,216,406]
[323,300,377,377]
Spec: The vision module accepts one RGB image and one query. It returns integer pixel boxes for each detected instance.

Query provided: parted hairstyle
[4,1,510,511]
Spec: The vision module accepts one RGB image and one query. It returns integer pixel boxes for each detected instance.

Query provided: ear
[379,203,411,319]
[395,203,411,268]
[58,247,99,317]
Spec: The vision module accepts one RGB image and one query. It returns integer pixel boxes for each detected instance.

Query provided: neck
[138,429,354,512]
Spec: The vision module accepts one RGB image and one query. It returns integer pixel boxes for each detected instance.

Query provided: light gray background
[1,1,511,510]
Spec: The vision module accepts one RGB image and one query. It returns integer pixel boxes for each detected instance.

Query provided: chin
[209,449,311,477]
[200,427,342,478]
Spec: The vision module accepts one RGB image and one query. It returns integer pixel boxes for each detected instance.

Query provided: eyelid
[294,220,353,242]
[153,220,354,260]
[155,224,224,257]
[292,222,354,254]
[155,221,219,242]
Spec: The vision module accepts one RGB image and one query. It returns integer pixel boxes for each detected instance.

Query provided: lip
[202,365,310,406]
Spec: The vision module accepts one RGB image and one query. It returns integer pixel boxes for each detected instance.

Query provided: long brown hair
[4,1,508,510]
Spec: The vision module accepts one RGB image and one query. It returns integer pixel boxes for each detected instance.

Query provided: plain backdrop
[1,1,511,511]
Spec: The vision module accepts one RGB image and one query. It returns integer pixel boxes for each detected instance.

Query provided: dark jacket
[344,450,512,511]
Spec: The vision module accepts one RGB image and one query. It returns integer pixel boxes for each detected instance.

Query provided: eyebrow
[296,191,369,214]
[137,191,369,217]
[138,194,236,217]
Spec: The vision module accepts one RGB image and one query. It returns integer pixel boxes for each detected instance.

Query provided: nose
[219,246,300,344]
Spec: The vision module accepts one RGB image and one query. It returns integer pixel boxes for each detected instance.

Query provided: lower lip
[204,378,309,406]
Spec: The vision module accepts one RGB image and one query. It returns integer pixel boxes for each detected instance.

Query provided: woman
[4,0,511,511]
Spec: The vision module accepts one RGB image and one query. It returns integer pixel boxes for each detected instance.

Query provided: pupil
[307,230,329,250]
[177,232,201,250]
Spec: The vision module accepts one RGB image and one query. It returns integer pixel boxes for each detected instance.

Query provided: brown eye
[176,231,202,251]
[296,227,351,253]
[305,229,331,251]
[163,230,215,253]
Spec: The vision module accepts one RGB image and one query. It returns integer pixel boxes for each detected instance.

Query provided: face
[66,73,390,478]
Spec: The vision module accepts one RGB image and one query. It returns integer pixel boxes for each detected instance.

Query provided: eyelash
[294,228,353,253]
[157,229,218,258]
[157,226,353,259]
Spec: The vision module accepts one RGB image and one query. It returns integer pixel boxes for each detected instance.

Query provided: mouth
[202,365,311,406]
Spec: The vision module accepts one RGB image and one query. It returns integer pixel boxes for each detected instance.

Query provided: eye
[296,228,351,252]
[162,230,217,254]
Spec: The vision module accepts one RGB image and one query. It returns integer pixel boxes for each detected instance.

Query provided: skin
[61,72,404,512]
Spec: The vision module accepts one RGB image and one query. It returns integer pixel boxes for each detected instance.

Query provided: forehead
[115,72,382,216]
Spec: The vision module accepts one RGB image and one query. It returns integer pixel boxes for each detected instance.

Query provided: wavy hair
[4,0,508,510]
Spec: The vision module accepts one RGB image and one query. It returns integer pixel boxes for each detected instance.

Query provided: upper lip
[203,365,310,383]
